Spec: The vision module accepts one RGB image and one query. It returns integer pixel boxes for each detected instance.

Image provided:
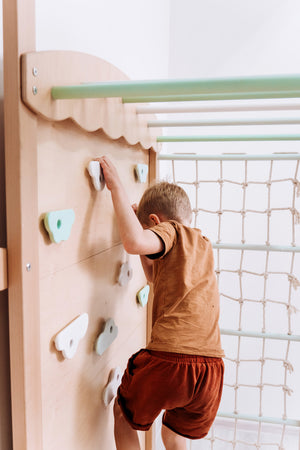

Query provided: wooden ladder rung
[0,248,7,291]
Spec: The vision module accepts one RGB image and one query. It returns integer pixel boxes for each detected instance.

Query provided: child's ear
[149,214,161,225]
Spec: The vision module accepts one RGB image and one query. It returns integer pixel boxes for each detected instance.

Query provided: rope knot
[292,208,300,224]
[288,274,300,290]
[282,385,293,396]
[283,361,294,373]
[286,304,298,314]
[293,179,300,197]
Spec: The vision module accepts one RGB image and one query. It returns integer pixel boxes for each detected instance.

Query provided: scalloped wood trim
[21,51,161,151]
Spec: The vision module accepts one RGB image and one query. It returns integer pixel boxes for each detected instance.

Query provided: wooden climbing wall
[3,1,159,446]
[38,119,152,450]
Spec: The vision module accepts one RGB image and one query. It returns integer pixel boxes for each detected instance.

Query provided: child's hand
[131,203,138,214]
[96,156,122,192]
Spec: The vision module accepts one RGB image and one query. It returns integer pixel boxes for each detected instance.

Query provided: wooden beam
[3,0,43,449]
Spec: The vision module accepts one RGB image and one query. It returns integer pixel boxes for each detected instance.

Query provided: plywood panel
[37,118,150,278]
[40,245,147,449]
[22,51,160,151]
[37,118,150,449]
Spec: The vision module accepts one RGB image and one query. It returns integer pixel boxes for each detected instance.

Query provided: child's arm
[98,156,163,256]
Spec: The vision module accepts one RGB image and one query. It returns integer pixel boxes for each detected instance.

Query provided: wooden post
[3,0,43,448]
[145,148,158,450]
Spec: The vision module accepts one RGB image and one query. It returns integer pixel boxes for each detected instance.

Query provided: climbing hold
[44,209,75,244]
[134,164,148,183]
[136,284,150,307]
[88,160,105,191]
[117,261,133,287]
[103,367,122,406]
[95,318,118,356]
[55,313,89,360]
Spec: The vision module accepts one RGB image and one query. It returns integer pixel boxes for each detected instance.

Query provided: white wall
[36,0,171,80]
[169,0,300,78]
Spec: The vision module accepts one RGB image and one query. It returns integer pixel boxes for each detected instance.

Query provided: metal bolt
[32,67,38,77]
[32,86,38,95]
[26,263,31,272]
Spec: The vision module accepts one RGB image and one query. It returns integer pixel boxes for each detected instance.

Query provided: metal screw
[26,263,31,272]
[32,86,38,95]
[32,67,38,77]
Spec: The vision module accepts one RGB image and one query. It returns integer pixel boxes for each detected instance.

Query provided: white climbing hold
[55,313,89,359]
[103,367,122,406]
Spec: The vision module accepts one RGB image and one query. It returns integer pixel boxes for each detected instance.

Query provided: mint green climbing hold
[44,209,75,243]
[136,285,150,307]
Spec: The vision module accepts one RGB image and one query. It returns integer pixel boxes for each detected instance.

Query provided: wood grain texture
[22,51,161,152]
[3,0,43,448]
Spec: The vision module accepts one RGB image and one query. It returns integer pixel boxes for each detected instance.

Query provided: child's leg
[113,399,141,450]
[161,424,187,450]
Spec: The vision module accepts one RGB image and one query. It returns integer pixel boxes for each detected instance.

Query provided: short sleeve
[148,221,177,259]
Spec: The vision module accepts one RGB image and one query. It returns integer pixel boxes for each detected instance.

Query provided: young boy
[99,156,224,450]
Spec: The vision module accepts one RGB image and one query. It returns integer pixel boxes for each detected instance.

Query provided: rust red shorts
[117,349,224,440]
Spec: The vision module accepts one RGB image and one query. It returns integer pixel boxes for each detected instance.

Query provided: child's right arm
[98,156,164,257]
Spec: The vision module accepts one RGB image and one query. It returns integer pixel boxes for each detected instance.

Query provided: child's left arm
[98,156,163,257]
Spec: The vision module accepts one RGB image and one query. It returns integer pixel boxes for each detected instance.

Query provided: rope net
[158,155,300,450]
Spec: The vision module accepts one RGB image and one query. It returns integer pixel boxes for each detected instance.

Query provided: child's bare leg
[113,400,141,450]
[161,424,187,450]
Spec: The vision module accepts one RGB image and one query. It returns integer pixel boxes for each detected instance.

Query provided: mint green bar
[217,411,300,427]
[220,328,300,342]
[158,153,300,161]
[157,134,300,142]
[51,74,300,100]
[149,117,300,127]
[213,243,300,252]
[123,91,300,103]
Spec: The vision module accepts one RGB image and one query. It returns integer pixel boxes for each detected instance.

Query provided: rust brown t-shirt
[146,220,224,357]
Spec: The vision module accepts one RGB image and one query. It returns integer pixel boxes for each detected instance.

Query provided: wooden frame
[3,0,42,449]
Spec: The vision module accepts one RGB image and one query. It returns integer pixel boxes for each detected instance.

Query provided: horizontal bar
[157,134,300,142]
[124,91,300,103]
[217,411,300,427]
[137,101,300,114]
[213,243,300,252]
[220,328,300,342]
[0,248,7,291]
[149,117,300,127]
[158,153,300,161]
[52,74,300,100]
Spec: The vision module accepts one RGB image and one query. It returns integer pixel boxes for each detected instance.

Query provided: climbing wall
[4,42,159,449]
[37,117,153,449]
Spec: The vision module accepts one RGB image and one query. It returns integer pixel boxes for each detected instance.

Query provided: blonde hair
[137,181,192,226]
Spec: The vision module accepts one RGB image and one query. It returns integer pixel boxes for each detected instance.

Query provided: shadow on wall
[0,57,13,450]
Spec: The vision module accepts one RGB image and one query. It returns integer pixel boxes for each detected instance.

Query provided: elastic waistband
[147,349,223,364]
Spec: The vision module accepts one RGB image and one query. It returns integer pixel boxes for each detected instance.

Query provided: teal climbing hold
[136,285,150,307]
[44,209,75,244]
